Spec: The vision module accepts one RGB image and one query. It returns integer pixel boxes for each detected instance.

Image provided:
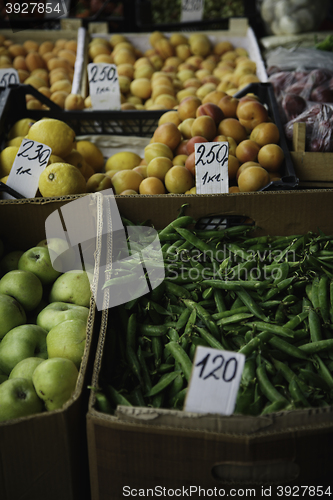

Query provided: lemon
[6,136,24,147]
[0,146,19,177]
[38,162,87,197]
[105,151,142,172]
[8,118,35,140]
[27,119,76,158]
[75,141,104,172]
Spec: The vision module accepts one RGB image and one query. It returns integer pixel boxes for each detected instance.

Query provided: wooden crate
[291,122,333,188]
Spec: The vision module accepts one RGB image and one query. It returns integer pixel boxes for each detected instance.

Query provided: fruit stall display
[0,29,87,110]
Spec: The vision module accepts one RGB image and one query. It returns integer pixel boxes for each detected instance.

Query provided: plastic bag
[266,47,333,72]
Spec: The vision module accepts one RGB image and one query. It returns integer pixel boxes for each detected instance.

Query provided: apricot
[147,157,172,181]
[228,154,240,181]
[47,58,71,72]
[154,94,178,109]
[257,144,284,173]
[213,135,237,156]
[174,140,189,156]
[237,166,270,192]
[178,118,196,140]
[185,152,196,176]
[235,140,261,164]
[214,41,234,56]
[133,165,147,178]
[217,118,247,144]
[50,79,72,94]
[186,136,208,155]
[139,176,165,195]
[23,40,39,52]
[144,142,173,164]
[114,48,136,66]
[191,116,216,141]
[196,103,224,125]
[250,122,280,147]
[112,169,143,194]
[93,54,113,65]
[24,75,46,89]
[165,165,194,194]
[58,49,76,67]
[236,161,261,181]
[176,44,192,61]
[177,87,198,102]
[236,100,269,131]
[158,110,181,127]
[170,33,188,46]
[17,69,30,83]
[8,44,27,58]
[177,96,202,121]
[25,52,45,72]
[38,87,52,99]
[50,90,69,108]
[130,78,152,100]
[13,55,28,71]
[86,173,112,193]
[202,90,227,105]
[65,40,77,53]
[39,41,54,56]
[152,122,182,151]
[196,83,217,100]
[218,95,239,118]
[173,154,188,166]
[64,94,85,111]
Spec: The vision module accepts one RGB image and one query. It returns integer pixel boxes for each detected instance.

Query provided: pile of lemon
[0,118,111,197]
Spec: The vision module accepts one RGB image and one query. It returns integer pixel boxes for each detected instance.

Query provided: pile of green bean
[95,214,333,416]
[149,0,244,24]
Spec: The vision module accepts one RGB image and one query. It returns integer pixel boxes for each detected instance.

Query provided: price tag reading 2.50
[87,63,121,110]
[5,139,51,199]
[184,346,245,415]
[195,141,229,194]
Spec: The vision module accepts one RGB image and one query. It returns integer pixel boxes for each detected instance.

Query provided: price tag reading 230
[5,139,52,199]
[195,141,229,194]
[87,63,121,110]
[184,346,245,415]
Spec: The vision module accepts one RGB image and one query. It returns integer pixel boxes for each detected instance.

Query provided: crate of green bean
[86,190,333,497]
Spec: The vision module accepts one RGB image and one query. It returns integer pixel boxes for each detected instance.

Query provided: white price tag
[4,139,52,199]
[87,63,121,110]
[0,68,19,88]
[195,141,229,194]
[180,0,204,22]
[184,346,245,415]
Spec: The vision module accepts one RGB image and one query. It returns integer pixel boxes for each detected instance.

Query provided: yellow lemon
[0,146,19,177]
[27,118,76,158]
[6,136,24,147]
[105,151,142,172]
[8,118,35,140]
[75,141,104,172]
[38,162,86,197]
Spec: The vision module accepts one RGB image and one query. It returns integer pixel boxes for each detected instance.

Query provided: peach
[218,95,239,118]
[250,122,280,147]
[152,122,182,151]
[196,103,224,125]
[185,152,196,176]
[164,165,194,194]
[186,136,208,155]
[237,166,270,192]
[191,116,216,141]
[177,96,202,121]
[236,100,269,131]
[217,118,247,144]
[235,140,261,164]
[258,144,284,173]
[178,118,195,140]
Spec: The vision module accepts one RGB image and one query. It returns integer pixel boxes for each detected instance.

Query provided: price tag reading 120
[4,139,52,199]
[87,63,121,110]
[195,141,229,194]
[184,346,245,415]
[0,68,19,88]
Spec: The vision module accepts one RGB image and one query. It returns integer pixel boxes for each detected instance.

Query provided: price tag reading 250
[87,63,121,110]
[184,346,245,415]
[195,141,229,195]
[5,139,51,199]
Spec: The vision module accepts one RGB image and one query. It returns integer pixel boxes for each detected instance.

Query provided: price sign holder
[87,63,121,110]
[195,141,229,194]
[184,346,245,415]
[180,0,204,22]
[3,139,52,200]
[0,68,19,88]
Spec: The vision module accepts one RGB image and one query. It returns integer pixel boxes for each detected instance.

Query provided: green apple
[36,301,89,332]
[32,357,79,411]
[0,250,24,276]
[18,246,61,285]
[46,318,86,369]
[0,293,26,340]
[0,367,8,384]
[37,237,77,273]
[0,378,43,422]
[0,269,43,311]
[9,357,44,381]
[0,238,4,260]
[49,270,91,308]
[0,324,48,375]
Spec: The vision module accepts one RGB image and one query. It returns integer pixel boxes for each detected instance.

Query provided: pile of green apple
[0,237,92,423]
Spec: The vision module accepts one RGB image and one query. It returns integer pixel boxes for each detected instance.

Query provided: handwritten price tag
[194,141,229,194]
[87,63,121,110]
[184,346,245,415]
[180,0,204,22]
[0,68,19,88]
[4,139,52,199]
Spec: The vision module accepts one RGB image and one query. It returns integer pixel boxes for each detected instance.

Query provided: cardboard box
[87,190,333,500]
[0,194,101,500]
[291,122,333,188]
